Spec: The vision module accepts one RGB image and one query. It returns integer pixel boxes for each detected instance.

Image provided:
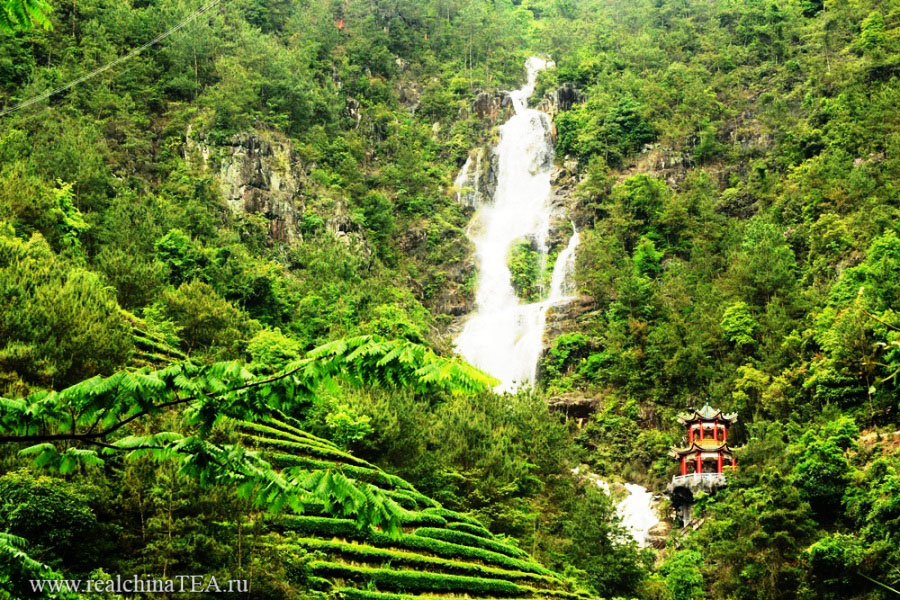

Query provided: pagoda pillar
[695,452,702,475]
[717,453,723,473]
[723,427,728,443]
[689,427,694,444]
[700,425,704,442]
[714,419,719,441]
[681,456,686,476]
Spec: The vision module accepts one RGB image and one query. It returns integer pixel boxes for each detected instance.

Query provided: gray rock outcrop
[216,132,304,243]
[185,129,368,253]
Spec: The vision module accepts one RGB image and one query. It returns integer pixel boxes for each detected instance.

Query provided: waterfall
[454,57,580,393]
[573,468,661,548]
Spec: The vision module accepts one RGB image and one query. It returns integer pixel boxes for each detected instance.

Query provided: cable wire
[0,0,223,118]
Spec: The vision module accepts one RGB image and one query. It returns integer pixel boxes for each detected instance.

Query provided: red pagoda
[667,404,737,524]
[671,404,738,479]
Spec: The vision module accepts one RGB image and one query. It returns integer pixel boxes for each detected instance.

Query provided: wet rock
[454,147,500,213]
[546,162,581,253]
[618,144,695,190]
[647,520,671,549]
[346,97,361,127]
[557,84,584,111]
[431,257,477,317]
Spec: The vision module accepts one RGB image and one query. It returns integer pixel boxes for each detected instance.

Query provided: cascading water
[573,469,661,548]
[454,57,580,393]
[455,59,659,546]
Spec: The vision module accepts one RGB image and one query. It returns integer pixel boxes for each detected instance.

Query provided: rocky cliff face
[546,160,582,253]
[454,145,500,213]
[467,90,515,123]
[185,129,368,253]
[215,132,304,243]
[618,144,696,189]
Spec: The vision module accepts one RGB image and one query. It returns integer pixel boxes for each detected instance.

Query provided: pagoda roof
[671,440,735,457]
[677,404,738,425]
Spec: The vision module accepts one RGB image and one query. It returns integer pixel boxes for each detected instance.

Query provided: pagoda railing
[671,473,726,485]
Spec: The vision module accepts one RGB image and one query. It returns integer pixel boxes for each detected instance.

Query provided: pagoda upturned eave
[671,441,734,458]
[676,403,738,425]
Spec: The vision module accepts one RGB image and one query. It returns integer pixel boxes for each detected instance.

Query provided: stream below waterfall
[454,57,579,393]
[575,469,661,548]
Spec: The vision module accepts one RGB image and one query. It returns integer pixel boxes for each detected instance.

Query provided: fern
[0,0,52,33]
[0,335,493,530]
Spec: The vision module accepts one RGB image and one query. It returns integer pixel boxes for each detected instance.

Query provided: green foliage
[802,533,864,598]
[692,121,724,165]
[0,532,71,600]
[154,229,206,286]
[632,236,663,278]
[159,280,257,357]
[0,226,132,392]
[309,561,533,596]
[541,333,591,381]
[0,471,101,572]
[687,467,817,600]
[549,481,650,597]
[0,0,897,596]
[720,302,758,347]
[247,328,301,373]
[856,11,887,54]
[660,551,705,600]
[0,335,496,543]
[790,419,858,520]
[413,527,528,559]
[508,240,542,302]
[93,246,167,309]
[730,220,798,308]
[556,98,655,166]
[293,538,559,585]
[0,0,51,33]
[325,403,374,451]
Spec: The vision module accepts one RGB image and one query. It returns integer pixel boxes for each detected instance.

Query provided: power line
[0,0,223,118]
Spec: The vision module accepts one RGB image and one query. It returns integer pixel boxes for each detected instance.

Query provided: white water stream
[454,57,580,393]
[575,469,661,548]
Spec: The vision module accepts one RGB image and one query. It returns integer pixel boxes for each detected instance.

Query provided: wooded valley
[0,0,898,599]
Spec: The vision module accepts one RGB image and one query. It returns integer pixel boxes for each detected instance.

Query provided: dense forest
[0,0,898,599]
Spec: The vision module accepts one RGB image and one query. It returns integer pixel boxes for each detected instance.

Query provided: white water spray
[454,57,580,393]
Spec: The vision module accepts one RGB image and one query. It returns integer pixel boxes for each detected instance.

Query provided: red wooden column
[681,456,687,476]
[717,453,723,473]
[700,424,704,442]
[695,452,702,474]
[689,426,694,444]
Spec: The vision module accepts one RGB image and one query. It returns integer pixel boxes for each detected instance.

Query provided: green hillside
[238,417,589,599]
[0,0,899,599]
